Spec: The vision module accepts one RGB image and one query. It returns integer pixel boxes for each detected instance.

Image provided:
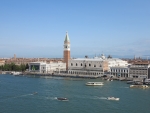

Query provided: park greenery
[0,63,29,72]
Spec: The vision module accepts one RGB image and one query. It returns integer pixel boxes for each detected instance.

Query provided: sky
[0,0,150,59]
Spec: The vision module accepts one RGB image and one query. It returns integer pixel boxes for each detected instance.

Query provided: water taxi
[130,85,149,88]
[107,97,120,101]
[86,82,104,86]
[57,97,68,101]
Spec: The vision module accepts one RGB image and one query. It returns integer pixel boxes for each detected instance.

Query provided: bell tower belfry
[63,31,70,70]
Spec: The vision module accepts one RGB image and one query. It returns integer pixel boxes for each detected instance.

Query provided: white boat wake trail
[45,97,57,100]
[93,96,107,100]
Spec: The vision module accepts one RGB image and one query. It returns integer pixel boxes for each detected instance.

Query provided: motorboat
[107,79,113,81]
[127,81,134,84]
[57,97,68,101]
[11,72,21,75]
[107,97,119,101]
[86,82,104,86]
[130,85,149,88]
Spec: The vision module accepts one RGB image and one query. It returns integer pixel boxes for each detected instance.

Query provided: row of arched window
[70,63,102,67]
[111,69,128,73]
[68,71,102,75]
[111,73,129,77]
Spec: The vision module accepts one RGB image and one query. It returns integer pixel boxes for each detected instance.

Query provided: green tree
[25,64,29,70]
[1,63,28,71]
[20,64,26,72]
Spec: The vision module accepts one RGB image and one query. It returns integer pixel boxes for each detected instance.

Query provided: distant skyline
[0,0,150,58]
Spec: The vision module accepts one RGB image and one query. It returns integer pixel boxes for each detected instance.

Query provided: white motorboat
[107,97,119,101]
[107,79,113,81]
[11,72,21,75]
[86,82,104,86]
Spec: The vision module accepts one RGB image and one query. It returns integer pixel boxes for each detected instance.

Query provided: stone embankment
[24,72,100,79]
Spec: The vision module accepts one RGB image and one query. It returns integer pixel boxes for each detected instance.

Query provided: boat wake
[0,93,34,102]
[15,94,34,98]
[119,87,129,89]
[124,87,129,88]
[93,96,107,100]
[45,97,57,100]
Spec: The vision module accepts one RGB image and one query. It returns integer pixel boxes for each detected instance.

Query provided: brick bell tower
[63,31,70,70]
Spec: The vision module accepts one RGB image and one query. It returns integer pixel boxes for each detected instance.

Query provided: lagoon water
[0,74,150,113]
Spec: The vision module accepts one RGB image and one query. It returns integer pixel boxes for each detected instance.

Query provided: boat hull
[86,82,104,86]
[57,97,68,101]
[107,97,119,101]
[130,85,149,88]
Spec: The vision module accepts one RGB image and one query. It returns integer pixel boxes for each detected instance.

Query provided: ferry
[107,97,120,101]
[86,82,104,86]
[130,85,149,88]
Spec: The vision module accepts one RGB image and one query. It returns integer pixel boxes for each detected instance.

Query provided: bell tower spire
[63,31,70,70]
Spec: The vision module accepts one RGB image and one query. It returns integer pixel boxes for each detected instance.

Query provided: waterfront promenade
[0,71,133,81]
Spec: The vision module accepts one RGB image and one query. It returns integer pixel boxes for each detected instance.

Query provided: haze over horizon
[0,0,150,59]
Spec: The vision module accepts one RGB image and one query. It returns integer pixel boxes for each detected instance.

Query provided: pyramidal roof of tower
[64,32,70,42]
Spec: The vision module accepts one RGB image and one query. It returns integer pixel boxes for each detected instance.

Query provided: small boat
[11,72,21,75]
[107,97,119,101]
[127,81,134,84]
[57,97,68,101]
[107,79,113,81]
[130,85,149,88]
[86,82,104,86]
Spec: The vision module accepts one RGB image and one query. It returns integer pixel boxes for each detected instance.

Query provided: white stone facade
[107,58,128,71]
[68,54,129,77]
[68,58,107,76]
[29,62,66,74]
[110,66,129,78]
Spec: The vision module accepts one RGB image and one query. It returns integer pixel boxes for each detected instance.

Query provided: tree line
[0,63,29,72]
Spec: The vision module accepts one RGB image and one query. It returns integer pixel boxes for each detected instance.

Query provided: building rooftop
[73,58,104,61]
[110,66,129,68]
[72,57,124,62]
[133,62,150,65]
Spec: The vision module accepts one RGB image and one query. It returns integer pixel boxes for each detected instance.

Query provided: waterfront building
[68,56,108,76]
[63,32,70,70]
[107,58,128,70]
[129,61,150,79]
[68,54,129,77]
[29,62,66,74]
[108,58,129,77]
[110,66,129,78]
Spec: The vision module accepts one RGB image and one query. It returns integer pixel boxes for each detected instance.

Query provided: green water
[0,74,150,113]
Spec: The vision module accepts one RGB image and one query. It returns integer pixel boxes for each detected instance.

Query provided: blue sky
[0,0,150,58]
